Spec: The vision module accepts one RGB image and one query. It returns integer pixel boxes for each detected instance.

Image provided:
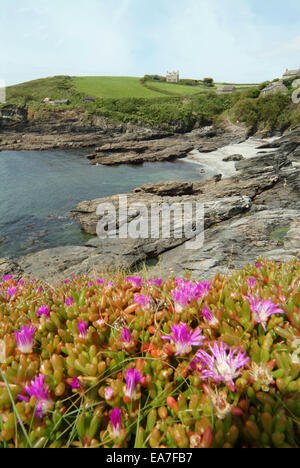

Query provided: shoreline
[184,136,281,178]
[0,123,299,283]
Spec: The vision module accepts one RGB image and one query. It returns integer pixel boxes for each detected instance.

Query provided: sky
[0,0,300,86]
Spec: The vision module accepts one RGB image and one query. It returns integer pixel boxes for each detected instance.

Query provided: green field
[73,76,162,99]
[4,75,258,106]
[142,80,208,96]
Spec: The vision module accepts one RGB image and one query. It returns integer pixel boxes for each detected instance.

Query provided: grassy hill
[5,75,257,105]
[2,75,299,132]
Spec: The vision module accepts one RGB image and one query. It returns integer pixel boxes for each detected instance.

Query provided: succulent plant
[0,259,299,448]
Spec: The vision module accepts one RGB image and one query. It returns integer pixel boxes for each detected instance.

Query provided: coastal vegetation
[3,75,299,132]
[0,259,299,448]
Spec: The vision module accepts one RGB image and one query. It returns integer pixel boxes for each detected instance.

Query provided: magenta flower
[172,280,211,313]
[70,377,81,390]
[97,278,104,285]
[122,328,132,344]
[202,306,219,327]
[255,263,262,268]
[171,282,194,312]
[248,278,256,288]
[15,325,36,354]
[194,281,211,297]
[65,297,74,307]
[78,321,88,339]
[161,323,204,356]
[106,282,113,288]
[18,280,25,287]
[37,306,50,319]
[148,278,163,288]
[2,275,14,282]
[195,341,250,391]
[134,293,151,309]
[110,408,122,438]
[126,276,143,288]
[124,369,143,399]
[7,287,17,297]
[18,374,52,418]
[246,294,284,331]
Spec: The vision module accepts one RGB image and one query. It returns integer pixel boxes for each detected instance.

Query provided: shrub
[257,93,291,130]
[203,78,214,87]
[233,98,258,128]
[283,76,300,90]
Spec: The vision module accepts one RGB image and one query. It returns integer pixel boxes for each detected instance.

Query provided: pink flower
[255,263,262,268]
[2,275,14,282]
[18,374,52,418]
[148,278,163,288]
[248,278,256,288]
[65,297,74,307]
[122,328,132,344]
[202,306,219,327]
[195,341,250,391]
[110,408,122,438]
[134,293,151,309]
[246,295,284,331]
[126,276,143,288]
[124,369,143,399]
[70,377,81,390]
[15,325,36,354]
[7,287,17,297]
[37,306,50,319]
[194,281,211,297]
[97,278,104,285]
[78,321,88,339]
[171,280,210,312]
[161,323,204,356]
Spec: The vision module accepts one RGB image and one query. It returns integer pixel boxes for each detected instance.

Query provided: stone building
[166,71,179,83]
[216,85,236,94]
[283,68,300,80]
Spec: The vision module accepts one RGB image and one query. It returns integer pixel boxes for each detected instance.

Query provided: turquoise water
[0,150,205,258]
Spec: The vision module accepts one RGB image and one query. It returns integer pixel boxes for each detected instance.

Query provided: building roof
[216,85,236,93]
[283,68,300,78]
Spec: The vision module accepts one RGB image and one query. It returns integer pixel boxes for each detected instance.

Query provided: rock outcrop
[1,125,299,283]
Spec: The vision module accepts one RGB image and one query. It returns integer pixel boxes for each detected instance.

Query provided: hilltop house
[166,71,179,83]
[216,85,236,94]
[283,68,300,80]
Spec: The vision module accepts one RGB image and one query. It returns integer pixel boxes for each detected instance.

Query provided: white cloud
[1,0,300,84]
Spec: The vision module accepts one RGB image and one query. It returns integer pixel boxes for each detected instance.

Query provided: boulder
[222,154,244,162]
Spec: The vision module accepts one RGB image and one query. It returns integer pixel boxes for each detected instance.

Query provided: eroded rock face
[0,258,23,280]
[0,105,28,128]
[133,169,279,200]
[1,195,250,282]
[86,127,248,166]
[149,209,300,280]
[71,192,252,236]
